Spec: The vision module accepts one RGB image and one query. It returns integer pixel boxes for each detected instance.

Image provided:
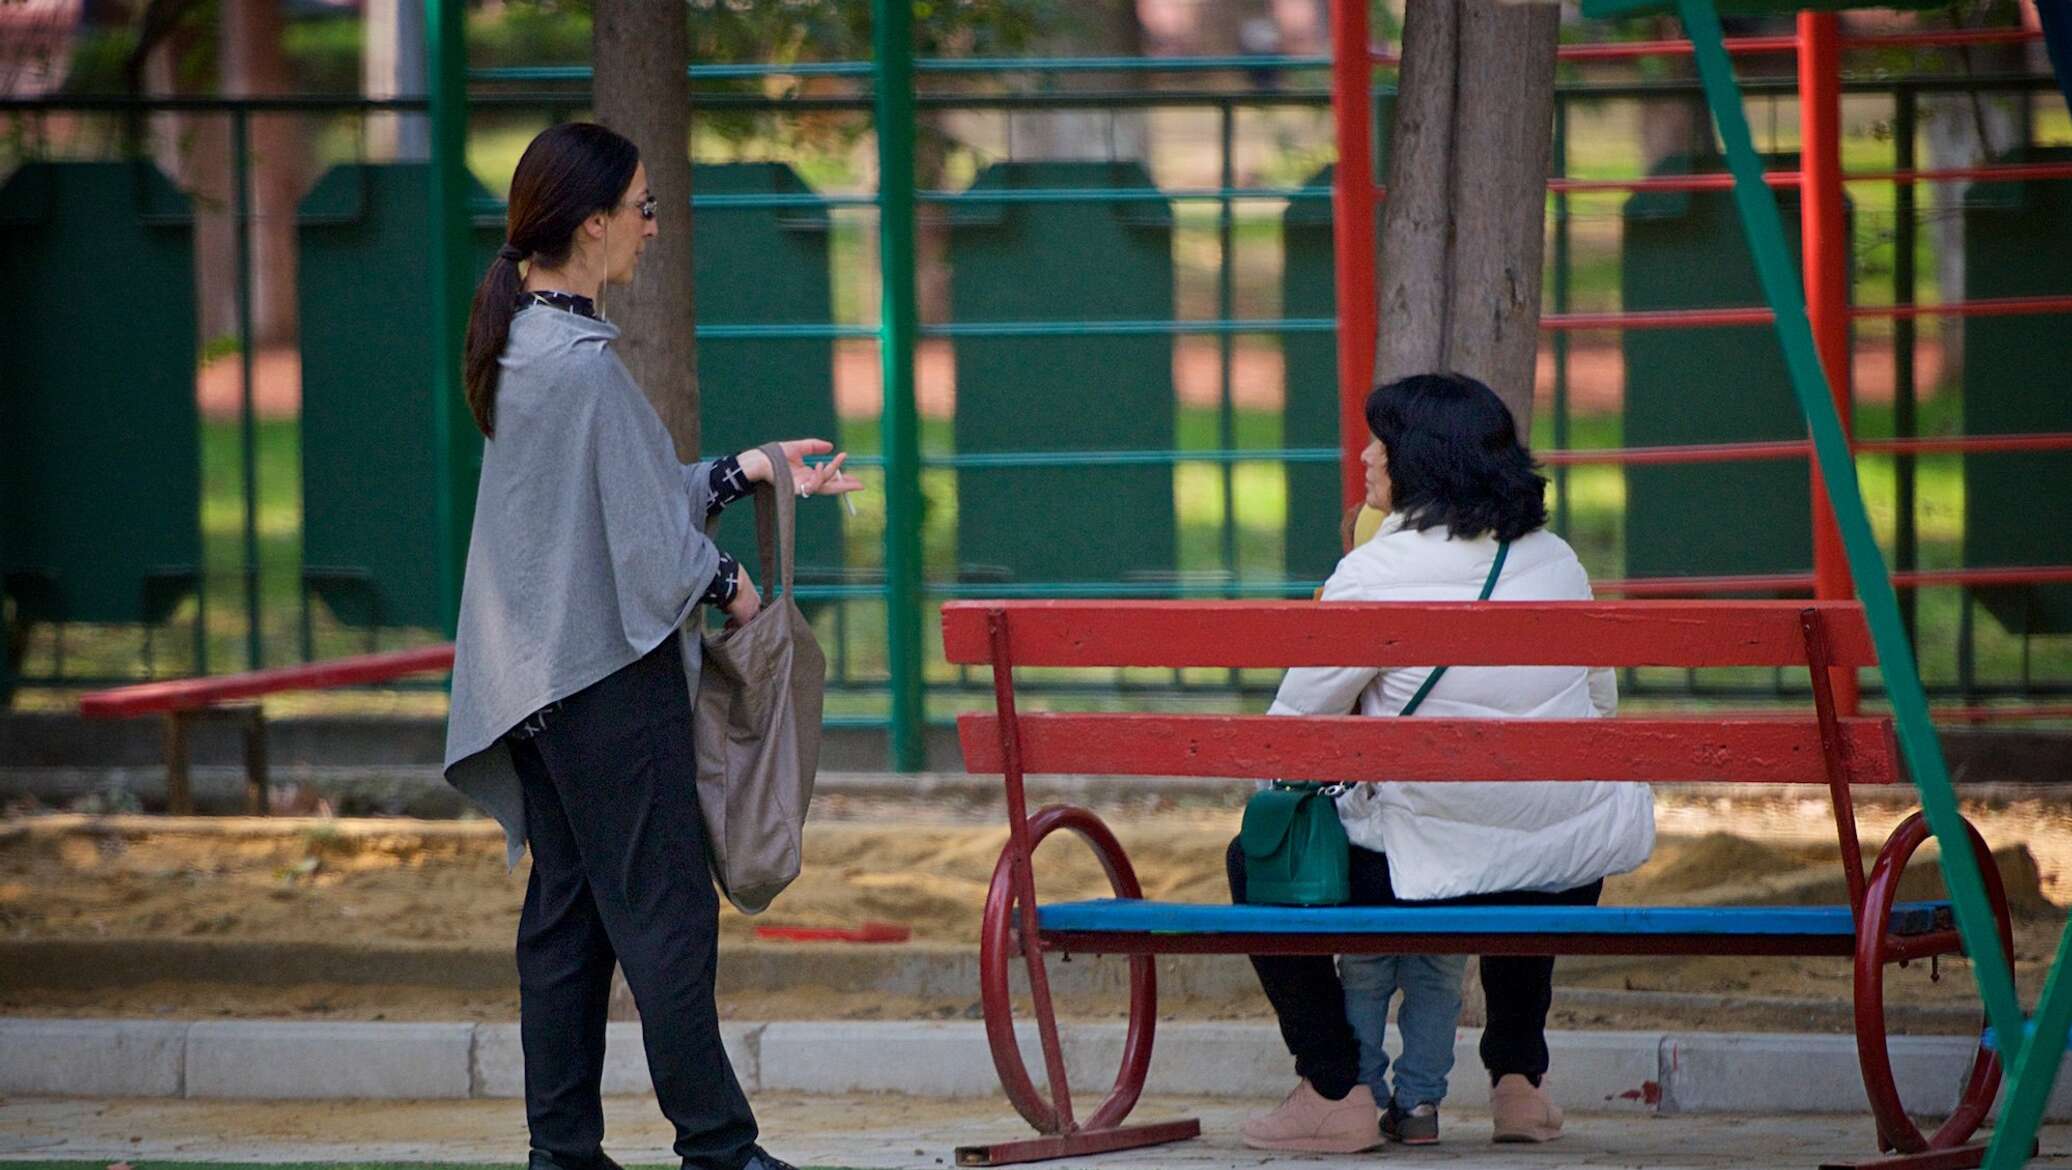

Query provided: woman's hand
[724,563,760,631]
[739,439,865,499]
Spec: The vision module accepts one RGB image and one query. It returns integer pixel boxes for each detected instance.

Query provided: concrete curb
[10,1017,2072,1119]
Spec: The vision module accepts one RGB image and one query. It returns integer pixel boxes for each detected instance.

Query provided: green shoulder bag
[1237,540,1510,906]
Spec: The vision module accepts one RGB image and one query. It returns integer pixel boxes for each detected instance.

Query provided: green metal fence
[3,60,2069,753]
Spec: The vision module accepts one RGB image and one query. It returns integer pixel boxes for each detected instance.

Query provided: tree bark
[1373,0,1459,387]
[222,0,306,346]
[594,4,700,460]
[1373,0,1559,434]
[1015,0,1149,161]
[362,0,429,162]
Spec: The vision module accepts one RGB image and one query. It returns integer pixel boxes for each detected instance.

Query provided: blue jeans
[1338,953,1469,1110]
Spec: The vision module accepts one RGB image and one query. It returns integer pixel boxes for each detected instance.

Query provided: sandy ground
[2,788,2065,1025]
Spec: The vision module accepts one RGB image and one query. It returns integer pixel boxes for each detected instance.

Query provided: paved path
[6,1094,2072,1169]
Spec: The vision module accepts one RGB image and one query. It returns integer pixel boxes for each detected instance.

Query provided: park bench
[77,644,454,815]
[940,598,2015,1169]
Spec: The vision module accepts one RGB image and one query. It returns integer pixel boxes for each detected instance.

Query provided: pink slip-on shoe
[1240,1079,1384,1154]
[1491,1074,1565,1143]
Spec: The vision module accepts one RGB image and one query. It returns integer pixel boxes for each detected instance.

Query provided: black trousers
[1225,838,1602,1101]
[510,634,757,1170]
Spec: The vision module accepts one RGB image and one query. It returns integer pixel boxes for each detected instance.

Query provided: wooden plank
[79,644,455,717]
[939,600,1876,668]
[956,713,1898,784]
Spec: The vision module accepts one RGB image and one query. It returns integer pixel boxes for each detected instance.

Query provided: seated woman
[1229,372,1655,1153]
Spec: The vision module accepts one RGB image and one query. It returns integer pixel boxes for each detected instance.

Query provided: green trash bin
[948,161,1176,586]
[1281,164,1356,583]
[297,163,499,641]
[688,163,842,599]
[0,161,200,694]
[1962,146,2072,634]
[1622,155,1839,585]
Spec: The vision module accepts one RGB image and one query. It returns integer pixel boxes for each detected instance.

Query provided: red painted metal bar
[1536,432,2072,466]
[1540,294,2072,331]
[1366,27,2039,64]
[1541,439,1810,465]
[941,600,1880,668]
[1801,11,1858,714]
[1545,306,1777,329]
[1330,0,1377,514]
[1857,432,2072,456]
[957,713,1901,784]
[954,1120,1203,1168]
[1591,565,2072,596]
[1853,812,2014,1155]
[1865,294,2072,320]
[1937,705,2072,725]
[1803,609,1871,918]
[984,612,1077,1136]
[78,645,455,717]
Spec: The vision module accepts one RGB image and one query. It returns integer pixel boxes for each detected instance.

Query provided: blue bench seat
[1036,899,1951,937]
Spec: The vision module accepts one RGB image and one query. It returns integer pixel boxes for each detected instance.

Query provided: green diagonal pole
[1674,0,2025,1054]
[1994,923,2072,1167]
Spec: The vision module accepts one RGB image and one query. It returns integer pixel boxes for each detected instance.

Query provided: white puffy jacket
[1267,514,1655,901]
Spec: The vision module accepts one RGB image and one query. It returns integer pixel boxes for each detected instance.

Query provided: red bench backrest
[942,600,1896,786]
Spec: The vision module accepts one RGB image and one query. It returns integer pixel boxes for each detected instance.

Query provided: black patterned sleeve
[706,455,754,517]
[701,549,742,609]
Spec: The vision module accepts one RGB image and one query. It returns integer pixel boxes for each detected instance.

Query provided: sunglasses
[622,193,657,221]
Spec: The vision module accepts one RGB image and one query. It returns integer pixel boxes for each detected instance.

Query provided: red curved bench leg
[959,804,1201,1166]
[1850,810,2015,1166]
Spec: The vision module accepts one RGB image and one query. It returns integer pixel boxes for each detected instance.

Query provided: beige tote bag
[693,443,827,914]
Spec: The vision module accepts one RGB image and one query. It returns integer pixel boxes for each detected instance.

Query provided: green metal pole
[1892,84,1918,647]
[233,109,262,671]
[1551,96,1573,536]
[1992,920,2072,1168]
[426,0,477,638]
[1676,0,2024,1050]
[874,0,926,772]
[1217,101,1238,596]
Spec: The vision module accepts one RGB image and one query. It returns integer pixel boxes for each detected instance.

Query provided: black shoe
[529,1151,625,1170]
[734,1147,798,1170]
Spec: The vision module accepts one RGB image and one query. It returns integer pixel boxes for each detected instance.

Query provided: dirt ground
[2,788,2065,1027]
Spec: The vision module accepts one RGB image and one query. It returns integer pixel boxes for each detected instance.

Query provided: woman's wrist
[736,448,772,483]
[702,550,742,609]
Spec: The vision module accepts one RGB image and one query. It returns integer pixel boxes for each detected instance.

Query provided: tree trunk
[362,0,429,162]
[222,0,306,347]
[1373,0,1559,434]
[594,4,700,460]
[1014,0,1149,161]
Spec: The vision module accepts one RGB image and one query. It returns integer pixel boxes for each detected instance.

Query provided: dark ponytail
[462,121,640,437]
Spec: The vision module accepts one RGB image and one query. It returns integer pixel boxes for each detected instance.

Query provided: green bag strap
[1397,539,1510,717]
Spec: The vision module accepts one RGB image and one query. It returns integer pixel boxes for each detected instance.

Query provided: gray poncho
[443,306,722,865]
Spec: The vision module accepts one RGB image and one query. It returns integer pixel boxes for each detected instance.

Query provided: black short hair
[1364,372,1549,543]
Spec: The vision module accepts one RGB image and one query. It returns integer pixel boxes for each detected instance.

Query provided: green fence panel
[0,162,199,657]
[1622,155,1839,583]
[948,161,1176,585]
[1962,145,2072,635]
[298,163,498,634]
[689,162,842,594]
[1282,163,1354,582]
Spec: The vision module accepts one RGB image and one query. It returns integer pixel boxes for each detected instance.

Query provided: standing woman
[442,122,858,1170]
